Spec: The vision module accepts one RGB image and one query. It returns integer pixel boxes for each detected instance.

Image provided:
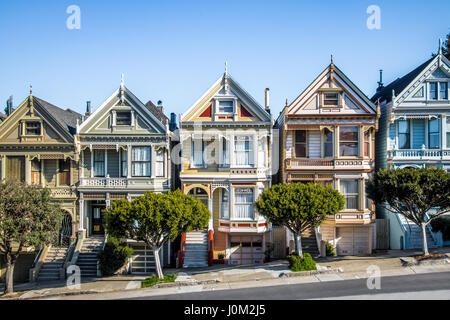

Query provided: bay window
[234,136,253,166]
[295,130,307,157]
[339,126,359,156]
[323,130,333,157]
[192,139,205,167]
[398,120,410,149]
[120,149,128,177]
[94,150,105,177]
[155,148,165,177]
[132,147,151,177]
[221,189,229,219]
[428,118,439,149]
[234,188,254,220]
[340,180,359,210]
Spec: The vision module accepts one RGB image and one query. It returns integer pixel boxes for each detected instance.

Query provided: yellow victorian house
[179,68,273,267]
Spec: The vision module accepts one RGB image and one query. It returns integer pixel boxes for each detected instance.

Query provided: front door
[92,206,104,235]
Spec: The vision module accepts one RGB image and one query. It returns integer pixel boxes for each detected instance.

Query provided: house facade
[179,69,273,266]
[372,48,450,249]
[275,60,379,256]
[0,91,81,244]
[75,80,173,273]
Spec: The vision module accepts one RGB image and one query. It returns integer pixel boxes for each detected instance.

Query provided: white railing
[51,188,76,198]
[388,149,450,159]
[80,177,128,187]
[286,158,371,169]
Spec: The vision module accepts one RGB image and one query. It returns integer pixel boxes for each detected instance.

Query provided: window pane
[221,190,229,219]
[295,131,307,157]
[295,130,306,143]
[234,188,254,219]
[121,150,128,177]
[340,180,359,210]
[26,122,41,135]
[398,120,410,149]
[440,83,448,99]
[94,150,105,177]
[429,119,439,149]
[324,131,333,157]
[324,92,339,105]
[193,140,204,166]
[234,137,253,166]
[430,83,438,100]
[132,147,151,177]
[219,101,233,113]
[116,111,132,125]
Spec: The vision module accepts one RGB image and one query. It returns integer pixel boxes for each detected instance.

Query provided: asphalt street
[123,271,450,300]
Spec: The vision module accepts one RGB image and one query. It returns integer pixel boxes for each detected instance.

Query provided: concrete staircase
[76,235,105,278]
[37,246,68,282]
[398,215,438,249]
[183,231,209,268]
[301,228,319,257]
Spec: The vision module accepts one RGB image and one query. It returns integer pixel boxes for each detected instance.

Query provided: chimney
[265,88,270,113]
[5,96,13,116]
[85,101,91,118]
[157,100,164,115]
[169,113,177,132]
[376,70,384,92]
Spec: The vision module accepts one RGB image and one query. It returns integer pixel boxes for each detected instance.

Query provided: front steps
[301,228,320,257]
[183,231,209,268]
[37,246,68,282]
[398,215,438,249]
[76,235,105,278]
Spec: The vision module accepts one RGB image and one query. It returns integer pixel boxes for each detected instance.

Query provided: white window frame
[131,146,151,177]
[155,148,165,177]
[340,179,360,210]
[233,187,255,220]
[215,99,235,115]
[233,135,254,167]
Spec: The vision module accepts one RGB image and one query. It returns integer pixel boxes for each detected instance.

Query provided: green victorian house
[0,89,81,282]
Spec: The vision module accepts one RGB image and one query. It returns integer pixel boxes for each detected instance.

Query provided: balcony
[51,187,77,199]
[331,212,375,225]
[79,177,170,190]
[218,219,269,233]
[285,158,372,170]
[387,149,450,161]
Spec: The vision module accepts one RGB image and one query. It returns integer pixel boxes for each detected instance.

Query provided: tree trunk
[421,222,430,256]
[4,252,15,294]
[153,246,164,279]
[295,233,303,258]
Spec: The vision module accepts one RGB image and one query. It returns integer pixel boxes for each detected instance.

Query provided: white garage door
[229,236,264,265]
[129,243,155,274]
[336,227,369,256]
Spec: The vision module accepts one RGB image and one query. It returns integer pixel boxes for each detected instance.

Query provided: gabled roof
[145,100,169,125]
[181,72,271,123]
[371,57,434,103]
[34,97,81,136]
[77,84,167,134]
[288,62,377,115]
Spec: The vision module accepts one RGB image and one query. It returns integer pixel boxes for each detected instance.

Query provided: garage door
[129,243,155,274]
[336,227,369,256]
[229,236,264,265]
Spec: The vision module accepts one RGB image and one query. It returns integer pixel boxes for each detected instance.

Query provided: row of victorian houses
[0,46,449,282]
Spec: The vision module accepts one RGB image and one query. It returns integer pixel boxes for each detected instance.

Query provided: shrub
[287,253,317,272]
[98,237,133,276]
[141,274,178,288]
[430,215,450,241]
[218,253,225,260]
[325,242,337,257]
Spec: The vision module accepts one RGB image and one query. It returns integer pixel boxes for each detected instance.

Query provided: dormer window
[323,92,339,106]
[25,122,41,135]
[217,100,234,114]
[116,111,132,125]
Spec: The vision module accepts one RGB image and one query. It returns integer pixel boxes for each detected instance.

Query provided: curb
[400,257,450,267]
[279,268,343,278]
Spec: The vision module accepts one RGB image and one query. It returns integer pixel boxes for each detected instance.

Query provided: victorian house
[372,44,450,250]
[0,90,81,281]
[179,68,273,266]
[275,59,379,256]
[74,79,172,276]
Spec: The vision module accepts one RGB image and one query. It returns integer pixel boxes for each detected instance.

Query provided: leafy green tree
[256,183,345,257]
[103,190,210,279]
[0,180,63,295]
[367,168,450,256]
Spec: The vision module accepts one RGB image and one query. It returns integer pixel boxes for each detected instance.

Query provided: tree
[366,168,450,256]
[0,180,63,295]
[103,190,210,279]
[255,183,345,257]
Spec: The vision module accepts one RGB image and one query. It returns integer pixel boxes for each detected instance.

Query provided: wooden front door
[7,156,25,182]
[92,206,105,235]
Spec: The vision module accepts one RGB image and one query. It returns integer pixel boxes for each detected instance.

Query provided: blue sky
[0,0,449,120]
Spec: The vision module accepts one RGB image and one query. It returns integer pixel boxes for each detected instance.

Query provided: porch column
[208,198,213,231]
[79,198,85,231]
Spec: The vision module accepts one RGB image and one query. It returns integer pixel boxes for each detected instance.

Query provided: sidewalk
[2,247,449,300]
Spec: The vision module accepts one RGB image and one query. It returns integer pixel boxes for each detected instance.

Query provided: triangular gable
[182,73,271,123]
[78,85,167,135]
[288,63,377,115]
[0,96,75,144]
[397,54,450,104]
